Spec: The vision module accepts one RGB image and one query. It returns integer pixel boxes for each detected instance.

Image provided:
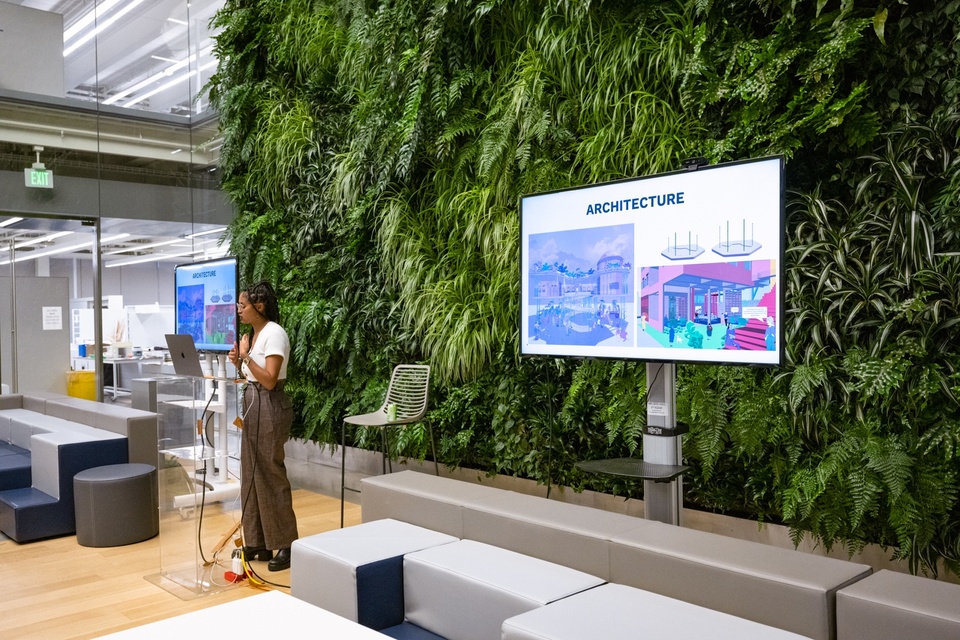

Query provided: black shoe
[243,546,273,562]
[268,547,291,571]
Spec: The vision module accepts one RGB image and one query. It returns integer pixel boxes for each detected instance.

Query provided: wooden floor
[0,489,361,639]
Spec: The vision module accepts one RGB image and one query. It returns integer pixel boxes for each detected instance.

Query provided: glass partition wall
[0,0,231,400]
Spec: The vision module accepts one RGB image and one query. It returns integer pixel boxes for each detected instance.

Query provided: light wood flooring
[0,489,361,639]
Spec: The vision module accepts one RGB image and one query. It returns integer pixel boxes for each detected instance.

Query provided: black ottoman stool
[74,463,159,547]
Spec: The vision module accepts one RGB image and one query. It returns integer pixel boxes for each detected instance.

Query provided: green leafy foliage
[209,0,960,577]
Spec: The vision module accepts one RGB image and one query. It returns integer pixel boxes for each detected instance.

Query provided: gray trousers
[241,382,298,549]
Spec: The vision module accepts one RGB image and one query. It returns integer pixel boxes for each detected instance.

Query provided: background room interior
[2,1,960,639]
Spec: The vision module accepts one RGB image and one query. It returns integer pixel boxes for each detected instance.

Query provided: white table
[95,590,388,638]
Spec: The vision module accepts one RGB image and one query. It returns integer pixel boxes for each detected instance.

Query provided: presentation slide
[174,257,238,353]
[521,156,783,366]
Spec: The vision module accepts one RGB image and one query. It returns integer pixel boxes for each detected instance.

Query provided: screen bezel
[173,256,239,354]
[519,155,785,367]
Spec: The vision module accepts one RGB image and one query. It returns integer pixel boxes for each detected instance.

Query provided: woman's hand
[238,333,250,361]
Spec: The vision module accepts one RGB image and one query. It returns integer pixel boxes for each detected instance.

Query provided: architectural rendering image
[638,260,777,351]
[527,224,634,347]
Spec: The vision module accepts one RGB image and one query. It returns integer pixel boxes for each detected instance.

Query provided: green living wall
[208,0,960,577]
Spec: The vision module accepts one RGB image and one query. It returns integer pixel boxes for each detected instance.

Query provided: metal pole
[643,362,683,525]
[93,223,104,402]
[9,239,18,393]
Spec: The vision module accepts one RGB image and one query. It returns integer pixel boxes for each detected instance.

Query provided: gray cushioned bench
[836,569,960,639]
[0,393,158,542]
[4,392,159,465]
[291,518,458,627]
[398,539,605,640]
[607,521,868,640]
[300,520,813,639]
[361,470,872,640]
[501,582,810,640]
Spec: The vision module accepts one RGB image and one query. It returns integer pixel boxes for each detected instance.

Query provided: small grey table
[575,457,687,483]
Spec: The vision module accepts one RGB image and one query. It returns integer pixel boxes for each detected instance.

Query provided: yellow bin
[67,370,97,401]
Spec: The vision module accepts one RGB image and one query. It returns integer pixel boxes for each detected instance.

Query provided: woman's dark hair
[244,280,280,323]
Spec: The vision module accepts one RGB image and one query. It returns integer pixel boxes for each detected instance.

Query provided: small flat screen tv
[173,256,239,353]
[520,155,784,366]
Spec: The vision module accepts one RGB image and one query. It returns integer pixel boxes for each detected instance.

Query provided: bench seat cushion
[291,518,457,628]
[361,471,505,537]
[403,539,604,640]
[836,569,960,640]
[44,397,158,465]
[463,489,644,579]
[0,409,37,444]
[17,393,159,466]
[0,409,44,449]
[501,582,811,640]
[0,453,31,490]
[0,442,29,457]
[0,487,61,542]
[0,486,57,508]
[31,429,125,499]
[608,522,871,640]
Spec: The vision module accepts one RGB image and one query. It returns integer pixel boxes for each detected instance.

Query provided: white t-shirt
[243,321,290,383]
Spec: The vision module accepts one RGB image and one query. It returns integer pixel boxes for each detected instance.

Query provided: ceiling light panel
[27,0,229,117]
[64,0,150,57]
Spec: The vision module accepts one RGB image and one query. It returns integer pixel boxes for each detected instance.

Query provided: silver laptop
[164,334,206,378]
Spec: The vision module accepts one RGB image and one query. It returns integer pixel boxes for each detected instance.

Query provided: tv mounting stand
[575,362,687,526]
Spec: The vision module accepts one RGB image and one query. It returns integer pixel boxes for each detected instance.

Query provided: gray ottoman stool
[74,463,159,547]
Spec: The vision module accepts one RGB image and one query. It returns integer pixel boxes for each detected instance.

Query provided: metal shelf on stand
[576,456,687,483]
[576,363,688,526]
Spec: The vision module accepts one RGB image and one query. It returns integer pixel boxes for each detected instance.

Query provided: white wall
[0,3,64,97]
[50,257,176,306]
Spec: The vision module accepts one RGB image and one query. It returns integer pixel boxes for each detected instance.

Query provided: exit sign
[24,168,54,189]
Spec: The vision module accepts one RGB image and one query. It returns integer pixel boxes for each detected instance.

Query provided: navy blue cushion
[0,486,57,508]
[0,453,31,490]
[0,438,127,542]
[0,487,62,542]
[380,622,447,640]
[356,555,405,630]
[0,442,29,457]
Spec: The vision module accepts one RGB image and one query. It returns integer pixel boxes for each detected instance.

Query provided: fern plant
[207,0,960,577]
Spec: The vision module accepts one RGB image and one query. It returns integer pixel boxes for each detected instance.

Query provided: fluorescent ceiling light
[104,44,214,106]
[167,18,189,26]
[5,230,74,250]
[0,217,24,228]
[151,55,180,64]
[104,238,182,255]
[64,0,149,58]
[63,0,127,42]
[106,245,229,268]
[122,70,196,108]
[106,249,198,268]
[0,234,129,265]
[187,227,227,239]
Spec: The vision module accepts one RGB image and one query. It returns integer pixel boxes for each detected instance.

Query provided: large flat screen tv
[174,256,239,353]
[520,156,784,366]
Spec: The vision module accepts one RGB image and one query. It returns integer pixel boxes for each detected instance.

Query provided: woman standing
[229,280,298,571]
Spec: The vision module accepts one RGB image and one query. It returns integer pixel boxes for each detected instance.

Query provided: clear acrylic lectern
[149,367,244,599]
